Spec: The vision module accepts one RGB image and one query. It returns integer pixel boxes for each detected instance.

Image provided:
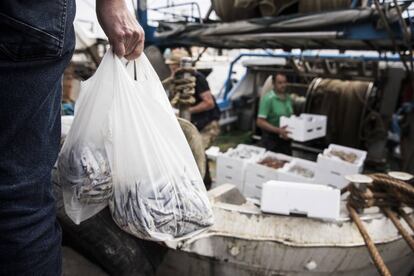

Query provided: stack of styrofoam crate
[261,180,340,220]
[280,113,327,142]
[278,158,317,184]
[216,144,265,192]
[316,144,367,189]
[243,152,293,200]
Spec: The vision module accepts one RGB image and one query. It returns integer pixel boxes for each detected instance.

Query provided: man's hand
[278,125,291,140]
[96,0,145,60]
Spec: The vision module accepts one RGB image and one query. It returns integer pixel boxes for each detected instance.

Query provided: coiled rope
[347,173,414,276]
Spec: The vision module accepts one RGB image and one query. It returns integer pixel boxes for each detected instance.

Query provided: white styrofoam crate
[234,144,266,157]
[315,170,349,190]
[216,145,265,192]
[205,146,221,161]
[243,179,263,200]
[280,113,327,142]
[216,151,245,191]
[317,144,367,176]
[243,152,293,199]
[261,180,340,220]
[278,159,317,184]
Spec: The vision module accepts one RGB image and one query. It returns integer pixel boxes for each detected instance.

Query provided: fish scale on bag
[57,51,214,241]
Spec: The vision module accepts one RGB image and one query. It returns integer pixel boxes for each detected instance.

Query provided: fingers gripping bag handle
[108,52,214,241]
[57,52,119,224]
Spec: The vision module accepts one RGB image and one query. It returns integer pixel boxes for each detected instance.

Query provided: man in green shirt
[256,73,293,155]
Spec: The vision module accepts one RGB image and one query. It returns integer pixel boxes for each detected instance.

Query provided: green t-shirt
[258,90,293,127]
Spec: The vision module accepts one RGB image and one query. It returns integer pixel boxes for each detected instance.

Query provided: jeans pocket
[0,0,69,61]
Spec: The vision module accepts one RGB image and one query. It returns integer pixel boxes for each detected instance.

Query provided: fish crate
[277,159,317,184]
[317,144,367,176]
[315,170,349,190]
[261,180,340,220]
[243,152,293,200]
[234,144,267,156]
[280,114,327,142]
[216,145,265,192]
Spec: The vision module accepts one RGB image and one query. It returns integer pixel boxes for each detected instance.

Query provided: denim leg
[0,1,75,274]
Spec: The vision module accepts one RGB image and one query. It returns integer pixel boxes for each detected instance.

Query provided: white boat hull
[157,184,414,276]
[158,237,413,275]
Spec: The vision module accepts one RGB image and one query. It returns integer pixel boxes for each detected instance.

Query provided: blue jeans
[0,1,75,275]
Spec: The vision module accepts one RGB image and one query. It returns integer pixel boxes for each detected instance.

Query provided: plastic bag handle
[125,60,138,81]
[133,60,137,81]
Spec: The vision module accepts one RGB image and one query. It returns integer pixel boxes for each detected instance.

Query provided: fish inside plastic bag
[57,51,214,241]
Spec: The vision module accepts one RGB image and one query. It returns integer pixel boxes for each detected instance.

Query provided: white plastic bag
[58,53,116,224]
[58,51,214,241]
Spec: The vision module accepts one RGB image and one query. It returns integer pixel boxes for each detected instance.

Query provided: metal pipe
[392,0,412,43]
[149,9,195,21]
[225,31,342,40]
[150,2,203,23]
[218,51,414,104]
[373,0,411,73]
[249,66,377,81]
[242,52,411,65]
[392,0,414,71]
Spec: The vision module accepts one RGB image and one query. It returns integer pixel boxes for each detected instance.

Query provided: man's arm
[96,0,144,60]
[256,118,290,140]
[189,91,215,114]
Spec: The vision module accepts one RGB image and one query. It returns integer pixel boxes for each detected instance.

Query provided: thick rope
[370,174,414,205]
[400,208,414,233]
[165,68,197,108]
[347,204,392,276]
[347,173,414,275]
[347,185,400,209]
[382,207,414,252]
